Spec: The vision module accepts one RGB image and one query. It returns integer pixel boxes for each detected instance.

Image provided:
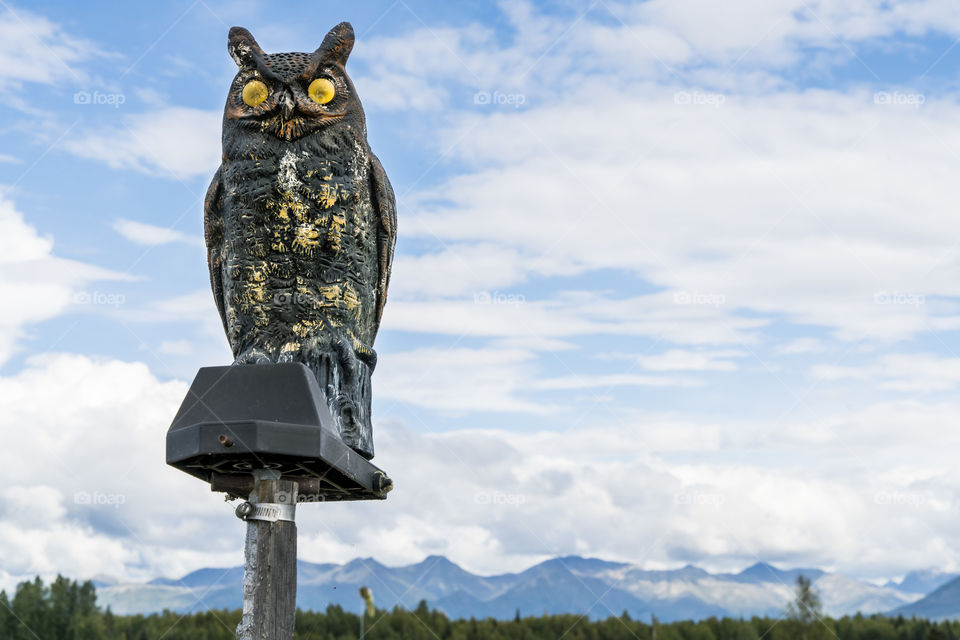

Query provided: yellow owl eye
[242,80,268,107]
[308,78,336,105]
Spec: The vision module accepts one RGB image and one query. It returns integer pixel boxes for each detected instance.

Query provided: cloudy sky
[3,0,960,591]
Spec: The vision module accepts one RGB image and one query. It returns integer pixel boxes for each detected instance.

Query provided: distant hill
[892,575,960,620]
[885,570,959,596]
[725,561,825,585]
[95,555,922,621]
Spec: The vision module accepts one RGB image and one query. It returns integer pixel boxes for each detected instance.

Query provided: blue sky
[3,0,960,589]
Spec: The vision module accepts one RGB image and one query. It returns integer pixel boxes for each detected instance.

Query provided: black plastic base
[166,363,391,502]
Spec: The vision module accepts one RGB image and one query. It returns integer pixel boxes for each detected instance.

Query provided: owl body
[205,24,396,458]
[221,130,378,357]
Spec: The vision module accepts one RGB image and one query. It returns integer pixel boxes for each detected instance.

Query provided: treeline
[2,576,960,640]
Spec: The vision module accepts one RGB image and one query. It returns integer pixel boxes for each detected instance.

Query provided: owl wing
[204,167,228,337]
[369,152,397,335]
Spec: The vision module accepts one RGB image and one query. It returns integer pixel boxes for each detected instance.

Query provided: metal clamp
[235,501,296,522]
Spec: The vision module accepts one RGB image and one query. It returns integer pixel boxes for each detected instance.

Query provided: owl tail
[308,338,375,459]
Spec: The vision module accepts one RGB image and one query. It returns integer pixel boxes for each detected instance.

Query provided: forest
[0,575,957,640]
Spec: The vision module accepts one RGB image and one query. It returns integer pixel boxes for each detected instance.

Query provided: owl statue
[204,22,396,459]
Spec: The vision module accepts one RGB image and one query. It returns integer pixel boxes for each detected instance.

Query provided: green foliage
[782,575,830,640]
[785,575,823,624]
[0,576,959,640]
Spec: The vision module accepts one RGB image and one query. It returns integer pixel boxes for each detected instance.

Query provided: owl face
[224,23,364,142]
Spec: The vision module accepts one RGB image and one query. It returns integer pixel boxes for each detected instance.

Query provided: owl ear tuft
[228,27,265,68]
[316,22,354,65]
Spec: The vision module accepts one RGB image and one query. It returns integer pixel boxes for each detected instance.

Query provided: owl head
[224,23,364,142]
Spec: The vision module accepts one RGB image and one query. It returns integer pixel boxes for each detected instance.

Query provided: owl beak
[278,89,296,120]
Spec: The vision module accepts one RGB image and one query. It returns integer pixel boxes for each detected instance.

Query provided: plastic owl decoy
[204,22,396,459]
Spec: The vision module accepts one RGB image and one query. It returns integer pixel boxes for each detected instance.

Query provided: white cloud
[383,292,766,345]
[638,349,744,372]
[776,338,826,355]
[0,354,234,588]
[625,0,960,69]
[0,7,99,89]
[0,485,136,581]
[391,244,535,299]
[123,290,226,340]
[374,344,703,417]
[534,373,702,390]
[376,347,547,414]
[400,88,960,342]
[354,73,449,111]
[356,0,960,113]
[285,398,960,578]
[64,107,221,180]
[114,218,202,246]
[811,353,960,392]
[0,195,125,366]
[2,353,960,587]
[339,2,960,345]
[119,290,233,378]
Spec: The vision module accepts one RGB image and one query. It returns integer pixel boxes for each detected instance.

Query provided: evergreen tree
[49,574,77,638]
[785,575,821,625]
[783,575,829,640]
[12,576,51,639]
[0,590,16,638]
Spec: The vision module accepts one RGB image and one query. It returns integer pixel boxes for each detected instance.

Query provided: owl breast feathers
[203,22,396,459]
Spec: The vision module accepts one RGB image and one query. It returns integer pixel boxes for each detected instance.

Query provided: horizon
[70,551,955,622]
[84,552,937,589]
[3,0,960,596]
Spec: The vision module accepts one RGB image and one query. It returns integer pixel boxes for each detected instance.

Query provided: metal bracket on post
[235,469,297,522]
[236,501,297,522]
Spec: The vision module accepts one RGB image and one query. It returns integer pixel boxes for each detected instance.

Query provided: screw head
[235,501,254,519]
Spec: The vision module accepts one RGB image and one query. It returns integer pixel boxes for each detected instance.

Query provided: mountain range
[91,556,960,621]
[892,573,960,621]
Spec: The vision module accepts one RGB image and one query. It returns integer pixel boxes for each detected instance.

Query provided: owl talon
[335,338,356,383]
[298,337,330,364]
[327,387,361,448]
[234,348,272,365]
[353,341,377,371]
[277,341,300,363]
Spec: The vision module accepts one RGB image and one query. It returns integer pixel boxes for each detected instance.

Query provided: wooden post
[236,469,299,640]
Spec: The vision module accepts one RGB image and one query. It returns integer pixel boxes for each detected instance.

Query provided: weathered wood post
[235,470,299,639]
[165,19,397,640]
